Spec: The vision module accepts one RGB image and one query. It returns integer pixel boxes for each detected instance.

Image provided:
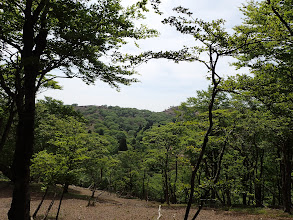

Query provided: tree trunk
[248,181,253,206]
[272,194,276,206]
[100,168,103,184]
[87,183,96,207]
[142,170,146,200]
[184,68,220,220]
[277,148,282,206]
[277,178,282,206]
[56,185,66,220]
[191,190,210,220]
[171,156,178,204]
[33,186,49,219]
[43,192,57,220]
[225,189,231,206]
[8,71,36,220]
[63,182,69,194]
[163,150,170,205]
[242,193,247,206]
[255,184,262,207]
[163,168,170,205]
[8,1,38,218]
[281,140,292,213]
[254,144,264,208]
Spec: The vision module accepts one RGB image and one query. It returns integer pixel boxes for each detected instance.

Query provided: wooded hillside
[0,0,292,219]
[74,105,176,152]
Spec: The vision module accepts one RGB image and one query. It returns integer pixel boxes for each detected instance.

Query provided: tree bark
[163,167,170,204]
[33,186,49,219]
[56,185,66,220]
[63,182,69,194]
[242,193,247,206]
[171,156,178,204]
[87,183,96,207]
[43,191,57,220]
[8,77,36,220]
[184,83,219,220]
[226,189,231,206]
[254,139,264,208]
[142,170,146,200]
[8,1,38,218]
[281,139,292,213]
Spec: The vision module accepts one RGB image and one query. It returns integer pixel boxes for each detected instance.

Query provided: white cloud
[38,0,247,112]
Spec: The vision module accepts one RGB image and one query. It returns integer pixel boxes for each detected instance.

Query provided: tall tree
[143,123,185,204]
[225,0,293,212]
[0,1,157,219]
[155,8,237,220]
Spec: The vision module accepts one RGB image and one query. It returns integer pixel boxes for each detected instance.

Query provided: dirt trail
[0,183,290,219]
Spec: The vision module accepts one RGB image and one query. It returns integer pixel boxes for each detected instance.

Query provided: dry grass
[0,182,292,220]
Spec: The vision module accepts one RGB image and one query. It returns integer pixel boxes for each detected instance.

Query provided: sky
[37,0,248,112]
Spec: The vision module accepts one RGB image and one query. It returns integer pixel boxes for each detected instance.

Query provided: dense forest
[0,0,292,219]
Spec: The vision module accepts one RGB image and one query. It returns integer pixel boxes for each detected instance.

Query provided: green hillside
[74,105,176,152]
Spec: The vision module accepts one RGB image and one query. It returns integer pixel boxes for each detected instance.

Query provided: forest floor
[0,181,293,220]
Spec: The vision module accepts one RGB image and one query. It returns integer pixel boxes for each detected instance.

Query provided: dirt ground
[0,182,291,220]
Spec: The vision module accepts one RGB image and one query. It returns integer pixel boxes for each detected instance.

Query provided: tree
[178,89,239,215]
[82,134,110,206]
[0,0,158,219]
[31,114,91,219]
[143,123,185,204]
[30,150,59,219]
[224,0,293,213]
[156,7,238,219]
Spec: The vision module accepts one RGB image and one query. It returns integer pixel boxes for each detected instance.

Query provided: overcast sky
[37,0,247,112]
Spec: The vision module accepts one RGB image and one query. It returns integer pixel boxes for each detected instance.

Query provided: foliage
[0,0,293,218]
[0,0,159,218]
[75,105,175,153]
